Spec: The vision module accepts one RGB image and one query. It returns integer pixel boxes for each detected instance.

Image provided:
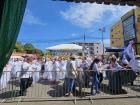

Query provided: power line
[18,23,117,44]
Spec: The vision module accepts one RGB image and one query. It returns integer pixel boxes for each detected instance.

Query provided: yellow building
[121,8,140,55]
[110,20,124,47]
[135,8,140,55]
[110,7,140,55]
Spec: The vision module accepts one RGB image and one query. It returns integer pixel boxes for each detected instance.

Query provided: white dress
[32,61,41,83]
[52,61,60,81]
[0,64,12,90]
[58,61,66,79]
[44,61,53,80]
[11,61,22,78]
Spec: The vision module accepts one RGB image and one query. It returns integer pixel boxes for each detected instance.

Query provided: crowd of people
[0,41,140,96]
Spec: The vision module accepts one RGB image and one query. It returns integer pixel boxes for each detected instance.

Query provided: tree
[14,41,24,52]
[23,43,35,54]
[14,42,43,56]
[77,52,83,56]
[34,48,44,56]
[46,50,52,56]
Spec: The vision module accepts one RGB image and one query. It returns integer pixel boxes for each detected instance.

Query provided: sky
[18,0,135,50]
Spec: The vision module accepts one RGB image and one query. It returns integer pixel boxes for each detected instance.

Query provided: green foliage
[34,48,44,56]
[77,52,82,56]
[14,42,43,56]
[46,50,52,55]
[23,43,35,54]
[14,42,24,52]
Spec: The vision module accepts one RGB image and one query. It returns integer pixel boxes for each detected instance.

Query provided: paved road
[2,98,140,105]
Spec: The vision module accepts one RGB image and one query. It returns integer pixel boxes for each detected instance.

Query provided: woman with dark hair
[91,58,100,95]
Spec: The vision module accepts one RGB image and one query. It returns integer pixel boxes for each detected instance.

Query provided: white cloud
[23,9,46,26]
[71,33,78,37]
[61,3,135,28]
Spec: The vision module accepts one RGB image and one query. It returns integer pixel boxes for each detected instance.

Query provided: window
[112,41,114,44]
[138,17,140,22]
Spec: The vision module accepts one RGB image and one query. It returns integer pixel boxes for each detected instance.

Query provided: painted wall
[110,20,124,47]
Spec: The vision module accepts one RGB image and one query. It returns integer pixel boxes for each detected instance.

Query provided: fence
[0,69,140,103]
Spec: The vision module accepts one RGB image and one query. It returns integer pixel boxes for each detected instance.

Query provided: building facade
[110,7,140,55]
[73,42,105,56]
[110,20,124,47]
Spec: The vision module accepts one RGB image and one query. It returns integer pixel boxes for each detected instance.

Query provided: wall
[135,7,140,55]
[110,20,124,47]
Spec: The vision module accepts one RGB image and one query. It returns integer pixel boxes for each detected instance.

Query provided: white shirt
[21,62,32,78]
[45,60,53,71]
[13,61,22,74]
[75,59,82,68]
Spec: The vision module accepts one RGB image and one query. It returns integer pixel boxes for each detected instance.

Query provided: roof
[12,52,26,56]
[73,42,99,44]
[46,44,82,50]
[56,0,140,6]
[105,47,124,52]
[11,56,24,59]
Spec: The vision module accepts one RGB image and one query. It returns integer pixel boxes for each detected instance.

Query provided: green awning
[55,0,140,6]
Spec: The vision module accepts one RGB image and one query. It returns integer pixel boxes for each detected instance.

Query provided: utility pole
[84,31,86,42]
[83,30,86,56]
[99,27,105,61]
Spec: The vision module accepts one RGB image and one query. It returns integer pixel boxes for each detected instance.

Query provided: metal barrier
[0,71,15,100]
[0,69,140,102]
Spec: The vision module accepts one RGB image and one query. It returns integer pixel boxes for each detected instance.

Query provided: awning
[106,47,124,52]
[46,44,82,50]
[56,0,140,6]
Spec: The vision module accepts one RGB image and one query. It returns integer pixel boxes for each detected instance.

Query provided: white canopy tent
[46,44,82,56]
[46,44,82,50]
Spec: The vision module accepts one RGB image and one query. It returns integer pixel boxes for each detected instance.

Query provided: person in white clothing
[19,59,33,96]
[32,59,41,83]
[52,58,60,83]
[44,58,53,81]
[75,57,82,68]
[0,64,12,90]
[58,58,66,80]
[11,59,22,79]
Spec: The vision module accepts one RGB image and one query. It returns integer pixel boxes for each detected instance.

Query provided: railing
[0,71,15,100]
[0,69,140,102]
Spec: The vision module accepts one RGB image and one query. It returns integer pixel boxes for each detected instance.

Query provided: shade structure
[105,47,124,52]
[46,44,82,50]
[56,0,140,6]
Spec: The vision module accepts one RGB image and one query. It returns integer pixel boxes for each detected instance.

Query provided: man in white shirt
[19,59,33,96]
